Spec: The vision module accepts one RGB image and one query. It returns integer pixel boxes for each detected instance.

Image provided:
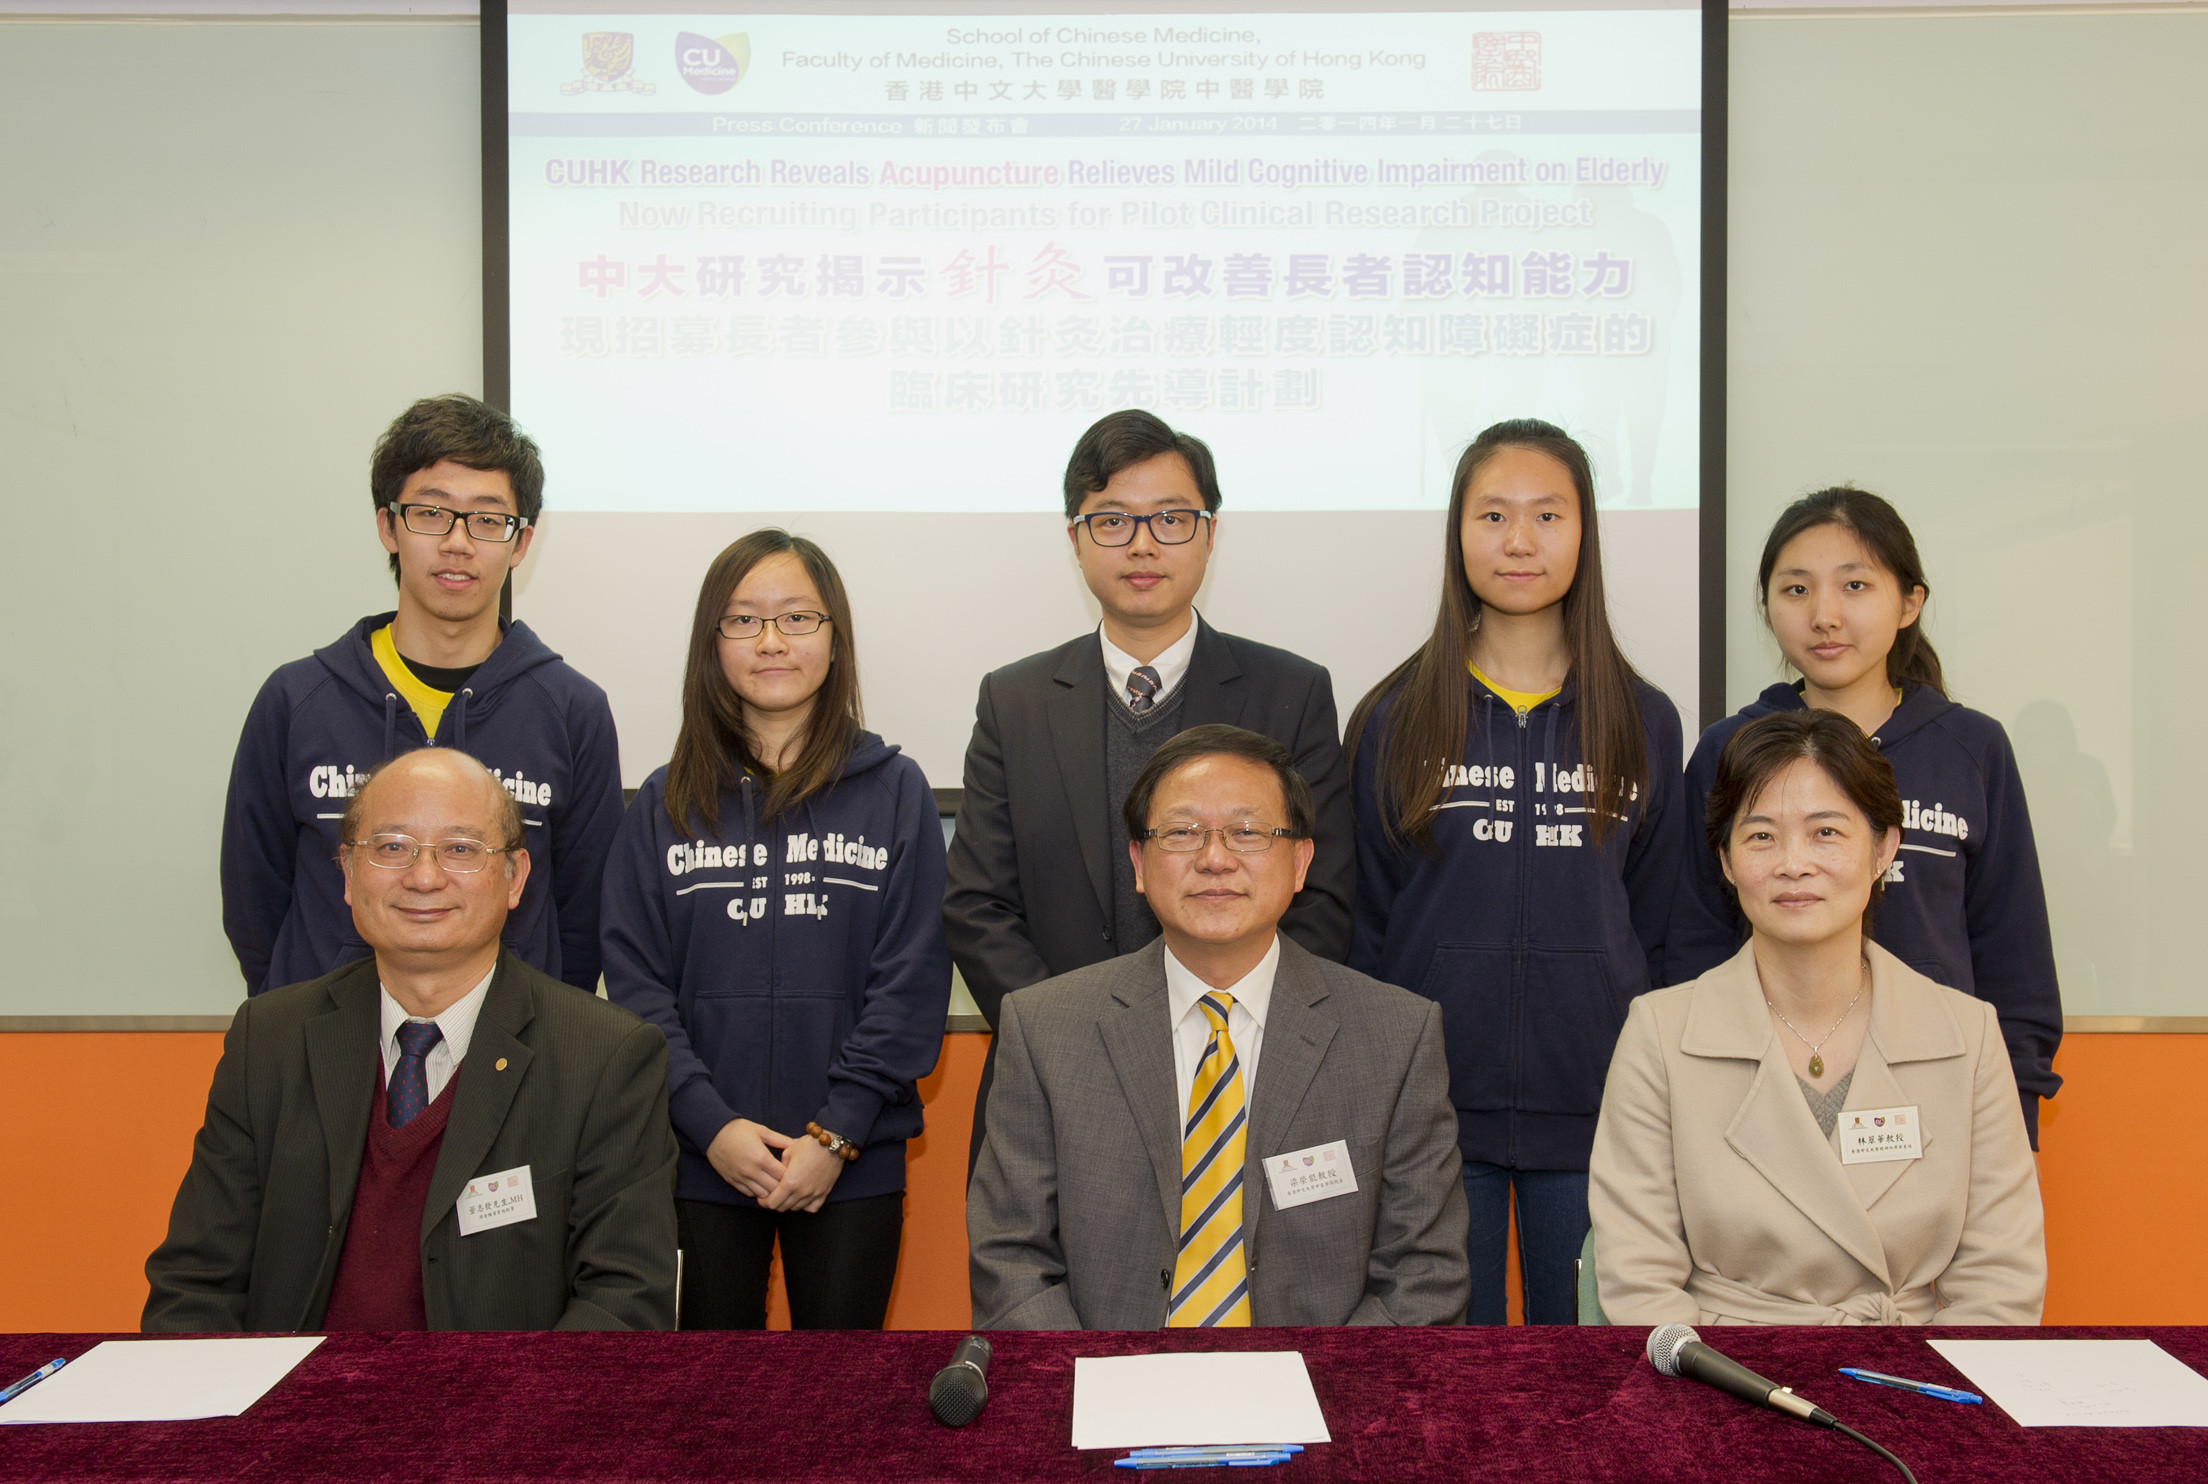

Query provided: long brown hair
[1757,487,1946,697]
[1346,419,1649,851]
[665,529,862,837]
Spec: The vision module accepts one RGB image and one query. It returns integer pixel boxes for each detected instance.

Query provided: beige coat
[1590,942,2045,1325]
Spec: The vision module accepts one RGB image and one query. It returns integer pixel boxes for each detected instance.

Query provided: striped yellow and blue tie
[1168,992,1251,1327]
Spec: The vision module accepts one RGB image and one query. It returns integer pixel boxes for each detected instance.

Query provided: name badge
[1263,1140,1359,1211]
[456,1164,538,1235]
[1839,1106,1924,1165]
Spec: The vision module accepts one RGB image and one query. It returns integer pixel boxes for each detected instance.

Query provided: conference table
[2,1326,2202,1481]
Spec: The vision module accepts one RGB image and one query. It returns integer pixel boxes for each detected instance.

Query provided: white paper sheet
[1928,1339,2208,1428]
[0,1337,325,1425]
[1071,1351,1332,1450]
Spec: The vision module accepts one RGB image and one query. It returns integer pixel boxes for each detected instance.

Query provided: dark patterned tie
[1126,664,1162,715]
[387,1021,445,1129]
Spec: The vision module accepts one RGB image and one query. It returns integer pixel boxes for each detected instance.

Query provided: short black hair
[1061,409,1222,520]
[1122,724,1316,843]
[370,395,545,582]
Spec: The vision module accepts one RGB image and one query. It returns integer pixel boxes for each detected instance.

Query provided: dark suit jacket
[144,951,678,1333]
[969,937,1470,1328]
[945,618,1353,1164]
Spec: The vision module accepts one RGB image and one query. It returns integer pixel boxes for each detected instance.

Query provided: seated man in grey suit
[970,725,1468,1328]
[146,748,676,1332]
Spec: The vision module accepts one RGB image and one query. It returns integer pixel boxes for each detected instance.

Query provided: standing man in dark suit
[946,410,1354,1172]
[146,747,676,1333]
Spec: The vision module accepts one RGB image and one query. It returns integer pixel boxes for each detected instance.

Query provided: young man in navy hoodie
[220,394,624,997]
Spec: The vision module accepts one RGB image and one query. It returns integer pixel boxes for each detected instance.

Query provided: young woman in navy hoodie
[1348,419,1681,1325]
[1664,488,2061,1143]
[601,530,951,1329]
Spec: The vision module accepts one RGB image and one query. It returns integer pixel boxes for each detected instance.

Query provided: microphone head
[1646,1323,1701,1377]
[929,1363,988,1427]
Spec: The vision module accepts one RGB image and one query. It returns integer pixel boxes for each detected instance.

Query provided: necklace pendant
[1808,1054,1825,1079]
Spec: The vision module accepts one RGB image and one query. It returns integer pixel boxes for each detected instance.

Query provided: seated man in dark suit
[970,725,1468,1329]
[146,748,676,1332]
[947,410,1355,1172]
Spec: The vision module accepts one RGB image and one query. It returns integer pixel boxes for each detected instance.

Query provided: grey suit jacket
[969,937,1469,1329]
[144,951,678,1333]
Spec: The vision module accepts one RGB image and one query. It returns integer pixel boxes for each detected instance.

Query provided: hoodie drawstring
[381,692,398,763]
[451,687,473,750]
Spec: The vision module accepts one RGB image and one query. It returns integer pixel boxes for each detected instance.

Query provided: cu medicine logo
[677,32,750,95]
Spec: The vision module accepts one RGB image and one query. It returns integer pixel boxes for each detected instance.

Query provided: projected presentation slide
[507,4,1703,513]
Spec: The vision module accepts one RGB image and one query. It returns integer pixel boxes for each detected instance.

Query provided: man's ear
[1289,835,1314,895]
[1128,839,1146,896]
[376,506,401,557]
[506,848,532,909]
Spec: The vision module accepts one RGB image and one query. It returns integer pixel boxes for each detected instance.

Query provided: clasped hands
[706,1118,844,1213]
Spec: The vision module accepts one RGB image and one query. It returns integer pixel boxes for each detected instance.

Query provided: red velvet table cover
[1,1327,2203,1482]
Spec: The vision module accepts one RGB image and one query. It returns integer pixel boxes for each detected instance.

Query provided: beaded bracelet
[805,1121,861,1162]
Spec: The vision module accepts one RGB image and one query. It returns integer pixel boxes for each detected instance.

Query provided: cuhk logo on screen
[678,32,750,94]
[1470,31,1540,92]
[561,31,656,95]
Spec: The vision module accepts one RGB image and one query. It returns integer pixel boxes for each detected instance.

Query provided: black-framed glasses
[1141,823,1298,854]
[346,833,515,873]
[717,611,830,641]
[1071,509,1212,547]
[394,504,531,543]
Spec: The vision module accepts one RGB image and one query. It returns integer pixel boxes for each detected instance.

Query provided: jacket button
[1159,1269,1171,1290]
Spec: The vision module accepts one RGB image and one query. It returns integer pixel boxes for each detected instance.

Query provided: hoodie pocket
[1517,947,1629,1116]
[1415,945,1515,1110]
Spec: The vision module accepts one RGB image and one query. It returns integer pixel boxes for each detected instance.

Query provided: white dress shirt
[1164,935,1281,1119]
[1099,613,1200,713]
[378,965,494,1104]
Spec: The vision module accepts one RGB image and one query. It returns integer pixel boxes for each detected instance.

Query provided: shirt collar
[379,962,496,1069]
[1163,934,1281,1034]
[1099,612,1200,712]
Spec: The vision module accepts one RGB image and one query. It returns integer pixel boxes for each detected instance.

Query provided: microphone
[928,1334,993,1427]
[1645,1324,1835,1428]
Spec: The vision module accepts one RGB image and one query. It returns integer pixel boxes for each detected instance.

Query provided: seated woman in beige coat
[1590,710,2045,1324]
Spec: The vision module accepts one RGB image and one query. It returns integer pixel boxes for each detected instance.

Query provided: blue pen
[1128,1447,1304,1458]
[1840,1367,1982,1404]
[0,1358,66,1406]
[1115,1457,1290,1470]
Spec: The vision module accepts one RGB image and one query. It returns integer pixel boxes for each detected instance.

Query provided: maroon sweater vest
[321,1072,459,1331]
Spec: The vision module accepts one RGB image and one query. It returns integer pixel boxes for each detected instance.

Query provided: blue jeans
[1461,1162,1589,1326]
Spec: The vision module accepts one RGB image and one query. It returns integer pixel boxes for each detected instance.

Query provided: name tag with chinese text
[1839,1106,1924,1165]
[1263,1140,1359,1210]
[456,1164,538,1235]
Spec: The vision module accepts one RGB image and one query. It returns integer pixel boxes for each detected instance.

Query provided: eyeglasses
[346,833,515,873]
[1071,509,1212,547]
[718,612,830,641]
[393,504,531,543]
[1141,823,1298,853]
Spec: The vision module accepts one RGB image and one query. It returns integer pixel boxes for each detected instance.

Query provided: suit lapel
[1241,941,1336,1256]
[422,955,536,1242]
[1840,948,1962,1214]
[304,962,382,1229]
[1688,953,1892,1287]
[1175,617,1249,731]
[1096,944,1186,1245]
[1046,639,1115,925]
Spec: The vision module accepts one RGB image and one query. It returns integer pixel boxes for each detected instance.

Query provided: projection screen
[491,1,1720,790]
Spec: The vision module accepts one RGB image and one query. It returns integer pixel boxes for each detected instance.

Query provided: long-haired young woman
[1663,488,2061,1142]
[1347,419,1682,1325]
[602,529,951,1328]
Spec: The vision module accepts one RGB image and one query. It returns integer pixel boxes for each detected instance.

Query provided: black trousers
[677,1192,904,1331]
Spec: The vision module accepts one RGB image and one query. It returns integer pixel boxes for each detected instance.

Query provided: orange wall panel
[0,1029,2197,1333]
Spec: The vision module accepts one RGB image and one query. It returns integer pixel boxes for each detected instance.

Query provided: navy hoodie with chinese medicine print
[220,613,625,997]
[1350,676,1684,1172]
[1664,681,2062,1142]
[601,734,953,1206]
